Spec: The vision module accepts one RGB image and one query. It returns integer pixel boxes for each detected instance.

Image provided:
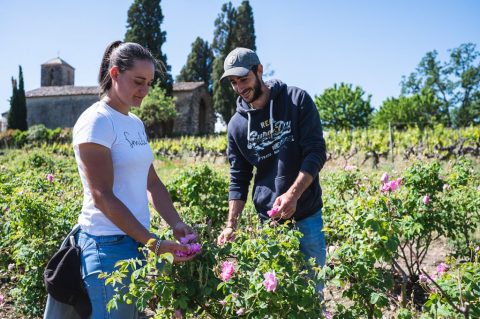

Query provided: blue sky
[1,0,479,115]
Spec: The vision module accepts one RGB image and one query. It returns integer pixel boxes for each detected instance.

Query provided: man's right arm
[218,129,253,244]
[217,199,245,245]
[226,199,246,229]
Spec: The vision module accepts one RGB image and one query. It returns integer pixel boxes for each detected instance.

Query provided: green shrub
[167,164,229,233]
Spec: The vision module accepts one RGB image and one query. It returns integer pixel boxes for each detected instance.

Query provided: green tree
[235,0,256,50]
[211,2,238,124]
[125,0,173,94]
[452,91,480,126]
[176,37,214,91]
[211,1,257,124]
[131,84,176,138]
[7,66,27,131]
[314,83,373,130]
[372,89,442,129]
[401,43,480,127]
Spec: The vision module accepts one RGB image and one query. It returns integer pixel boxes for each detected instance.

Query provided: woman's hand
[153,239,197,263]
[172,221,196,242]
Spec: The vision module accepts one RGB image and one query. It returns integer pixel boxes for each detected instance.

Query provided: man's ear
[109,66,119,80]
[256,64,264,77]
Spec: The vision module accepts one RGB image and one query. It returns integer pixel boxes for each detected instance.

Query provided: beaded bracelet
[154,239,162,256]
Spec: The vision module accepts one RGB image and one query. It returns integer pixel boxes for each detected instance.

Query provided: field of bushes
[0,127,479,318]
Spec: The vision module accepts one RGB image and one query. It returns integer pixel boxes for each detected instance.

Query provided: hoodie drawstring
[247,112,252,143]
[269,100,274,135]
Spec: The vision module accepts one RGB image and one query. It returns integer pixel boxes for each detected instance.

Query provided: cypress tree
[176,37,214,92]
[7,77,18,130]
[125,0,173,94]
[7,66,28,130]
[211,2,238,124]
[235,0,256,50]
[211,1,257,124]
[17,66,27,130]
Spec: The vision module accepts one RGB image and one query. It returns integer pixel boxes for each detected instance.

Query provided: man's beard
[244,74,262,104]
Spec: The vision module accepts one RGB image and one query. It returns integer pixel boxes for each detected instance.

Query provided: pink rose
[180,233,197,244]
[381,173,389,184]
[174,309,183,318]
[381,178,402,192]
[221,261,235,282]
[46,173,54,182]
[437,262,448,275]
[0,294,4,305]
[423,195,430,205]
[219,299,227,306]
[262,271,277,292]
[236,308,245,315]
[418,274,428,283]
[267,206,279,218]
[174,242,201,257]
[175,234,201,257]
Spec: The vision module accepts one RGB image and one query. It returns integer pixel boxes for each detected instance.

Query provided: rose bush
[104,220,323,318]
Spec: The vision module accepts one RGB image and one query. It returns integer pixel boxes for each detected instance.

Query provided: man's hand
[172,221,196,242]
[217,227,236,245]
[273,191,298,219]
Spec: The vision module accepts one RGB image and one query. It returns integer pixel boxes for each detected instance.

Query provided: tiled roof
[173,82,205,91]
[25,82,206,98]
[26,86,99,97]
[41,57,75,69]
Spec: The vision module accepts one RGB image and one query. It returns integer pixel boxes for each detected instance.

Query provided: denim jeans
[295,209,327,295]
[75,230,143,319]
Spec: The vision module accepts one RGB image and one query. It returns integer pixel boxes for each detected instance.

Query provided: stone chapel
[25,58,214,135]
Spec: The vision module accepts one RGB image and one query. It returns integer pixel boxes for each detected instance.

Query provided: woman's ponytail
[98,40,122,97]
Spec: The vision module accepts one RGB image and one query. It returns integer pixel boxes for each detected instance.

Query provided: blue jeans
[75,231,143,319]
[296,209,327,294]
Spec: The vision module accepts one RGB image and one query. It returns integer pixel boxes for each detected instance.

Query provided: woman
[72,40,197,318]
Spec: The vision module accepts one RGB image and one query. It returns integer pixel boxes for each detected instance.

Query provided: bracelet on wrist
[154,239,162,256]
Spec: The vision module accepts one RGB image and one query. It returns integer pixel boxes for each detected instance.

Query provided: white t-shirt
[73,101,154,235]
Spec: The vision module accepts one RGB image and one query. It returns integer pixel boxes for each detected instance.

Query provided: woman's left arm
[146,164,195,240]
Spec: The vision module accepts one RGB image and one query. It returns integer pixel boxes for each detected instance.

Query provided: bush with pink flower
[422,257,480,317]
[103,219,322,318]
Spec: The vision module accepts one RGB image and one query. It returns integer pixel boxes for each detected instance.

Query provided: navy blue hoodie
[227,79,326,221]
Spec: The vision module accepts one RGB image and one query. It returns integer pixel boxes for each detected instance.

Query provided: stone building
[25,57,214,135]
[0,111,8,132]
[41,57,74,87]
[26,85,99,129]
[172,82,214,135]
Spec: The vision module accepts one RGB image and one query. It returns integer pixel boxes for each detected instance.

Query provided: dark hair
[251,65,259,73]
[98,41,164,96]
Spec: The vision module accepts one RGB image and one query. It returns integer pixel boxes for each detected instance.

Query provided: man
[217,47,327,294]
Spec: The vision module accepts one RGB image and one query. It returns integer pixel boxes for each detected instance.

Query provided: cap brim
[220,67,251,80]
